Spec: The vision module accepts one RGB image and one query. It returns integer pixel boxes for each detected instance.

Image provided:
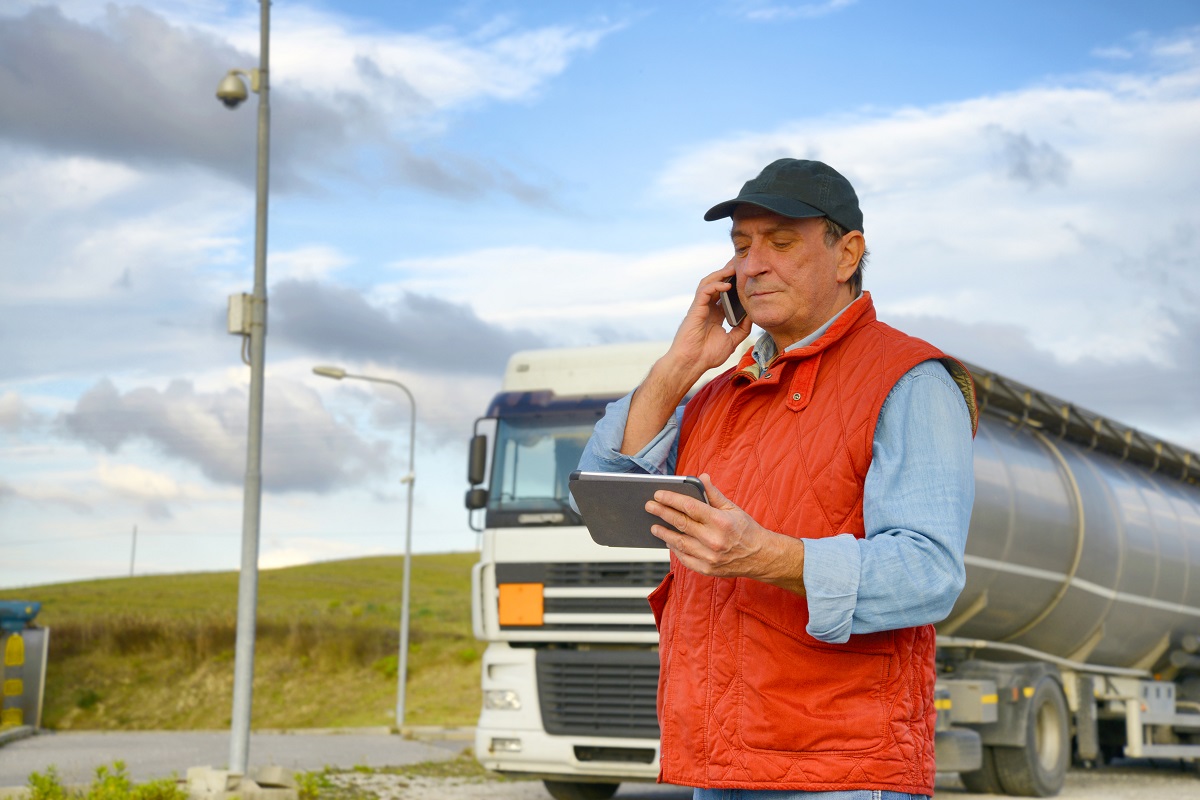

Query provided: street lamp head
[216,71,249,109]
[312,365,347,380]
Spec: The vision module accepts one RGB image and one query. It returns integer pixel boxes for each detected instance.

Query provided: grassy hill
[0,553,481,731]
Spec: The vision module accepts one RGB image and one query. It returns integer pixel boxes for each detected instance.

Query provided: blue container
[0,601,41,633]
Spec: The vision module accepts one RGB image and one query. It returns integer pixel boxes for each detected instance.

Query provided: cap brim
[703,193,826,222]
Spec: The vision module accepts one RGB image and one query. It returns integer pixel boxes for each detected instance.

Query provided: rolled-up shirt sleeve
[576,392,685,476]
[803,360,975,643]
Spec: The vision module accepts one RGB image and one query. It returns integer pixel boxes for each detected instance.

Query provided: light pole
[312,365,417,730]
[216,0,270,776]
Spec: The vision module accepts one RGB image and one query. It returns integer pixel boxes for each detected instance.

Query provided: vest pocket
[647,570,674,632]
[648,570,676,747]
[734,580,894,754]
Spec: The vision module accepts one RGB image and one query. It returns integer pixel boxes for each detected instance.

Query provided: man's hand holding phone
[672,260,751,370]
[620,262,752,456]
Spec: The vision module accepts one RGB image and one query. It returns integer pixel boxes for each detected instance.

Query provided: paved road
[0,727,466,788]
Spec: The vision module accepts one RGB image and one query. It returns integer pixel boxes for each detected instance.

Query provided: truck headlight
[490,737,522,753]
[484,689,522,710]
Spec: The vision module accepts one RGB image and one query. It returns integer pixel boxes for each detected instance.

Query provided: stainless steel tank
[939,364,1200,671]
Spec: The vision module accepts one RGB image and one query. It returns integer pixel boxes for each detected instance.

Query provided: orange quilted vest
[648,292,974,794]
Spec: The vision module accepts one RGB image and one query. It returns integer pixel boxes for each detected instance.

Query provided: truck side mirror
[468,433,489,485]
[465,487,489,510]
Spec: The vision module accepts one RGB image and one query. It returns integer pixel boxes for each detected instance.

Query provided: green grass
[0,553,482,731]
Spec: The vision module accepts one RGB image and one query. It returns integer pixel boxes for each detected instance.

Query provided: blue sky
[2,0,1199,588]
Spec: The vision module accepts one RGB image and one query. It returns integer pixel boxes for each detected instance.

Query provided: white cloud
[1092,46,1134,61]
[58,375,388,493]
[97,459,180,498]
[0,151,141,216]
[269,245,353,283]
[135,2,626,141]
[383,242,726,344]
[95,458,229,501]
[732,0,858,22]
[267,15,620,118]
[0,151,245,305]
[0,391,39,433]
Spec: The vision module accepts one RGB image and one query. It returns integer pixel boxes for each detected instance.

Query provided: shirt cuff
[802,533,862,644]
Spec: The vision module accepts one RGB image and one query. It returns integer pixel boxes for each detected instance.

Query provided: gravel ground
[329,762,1200,799]
[940,761,1199,798]
[328,773,689,799]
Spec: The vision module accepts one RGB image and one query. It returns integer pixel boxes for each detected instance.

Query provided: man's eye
[771,239,793,249]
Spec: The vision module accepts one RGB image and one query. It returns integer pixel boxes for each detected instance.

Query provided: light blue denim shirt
[577,307,975,644]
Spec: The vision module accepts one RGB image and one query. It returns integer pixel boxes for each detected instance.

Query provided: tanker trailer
[935,361,1200,796]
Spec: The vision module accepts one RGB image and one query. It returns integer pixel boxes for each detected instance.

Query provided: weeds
[27,766,69,800]
[26,762,187,800]
[293,751,529,799]
[295,770,334,800]
[295,768,380,800]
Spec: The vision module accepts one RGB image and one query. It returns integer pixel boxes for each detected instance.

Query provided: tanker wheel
[994,676,1070,797]
[542,780,619,800]
[960,744,1004,794]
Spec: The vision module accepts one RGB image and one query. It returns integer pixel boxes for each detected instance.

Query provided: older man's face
[730,207,859,349]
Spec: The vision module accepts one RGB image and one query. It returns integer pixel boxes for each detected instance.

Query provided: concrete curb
[251,725,475,741]
[401,725,475,742]
[0,728,34,749]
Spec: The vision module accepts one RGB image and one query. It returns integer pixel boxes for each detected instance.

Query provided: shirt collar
[751,292,865,370]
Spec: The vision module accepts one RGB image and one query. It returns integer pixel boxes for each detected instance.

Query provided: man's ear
[836,231,865,284]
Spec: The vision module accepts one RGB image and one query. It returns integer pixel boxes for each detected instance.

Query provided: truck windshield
[489,416,592,525]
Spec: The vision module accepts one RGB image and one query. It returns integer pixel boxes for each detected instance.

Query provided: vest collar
[734,291,877,382]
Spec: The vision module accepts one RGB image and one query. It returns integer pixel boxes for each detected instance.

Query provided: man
[577,158,978,798]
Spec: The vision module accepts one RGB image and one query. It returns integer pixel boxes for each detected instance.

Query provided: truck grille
[536,649,661,739]
[545,562,669,587]
[545,598,650,614]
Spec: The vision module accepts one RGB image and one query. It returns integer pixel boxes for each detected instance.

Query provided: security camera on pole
[216,0,271,779]
[216,69,256,109]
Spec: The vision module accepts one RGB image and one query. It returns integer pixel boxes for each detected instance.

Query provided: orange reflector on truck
[498,583,544,626]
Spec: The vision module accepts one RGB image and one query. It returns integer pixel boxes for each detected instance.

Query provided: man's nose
[741,242,770,276]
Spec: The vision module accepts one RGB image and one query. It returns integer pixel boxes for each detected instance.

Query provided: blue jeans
[693,791,927,800]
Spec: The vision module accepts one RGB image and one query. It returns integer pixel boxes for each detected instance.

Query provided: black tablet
[568,470,709,548]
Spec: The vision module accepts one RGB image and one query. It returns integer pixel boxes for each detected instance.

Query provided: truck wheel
[542,780,619,800]
[994,676,1070,797]
[960,745,1004,794]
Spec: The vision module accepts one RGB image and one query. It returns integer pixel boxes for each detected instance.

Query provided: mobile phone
[718,275,746,327]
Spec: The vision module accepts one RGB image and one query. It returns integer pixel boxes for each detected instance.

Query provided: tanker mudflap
[935,727,982,773]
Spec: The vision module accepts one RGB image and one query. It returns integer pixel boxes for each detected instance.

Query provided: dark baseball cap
[703,158,864,233]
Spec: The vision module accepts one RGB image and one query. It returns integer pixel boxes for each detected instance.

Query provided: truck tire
[542,780,619,800]
[994,676,1070,797]
[960,745,1004,795]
